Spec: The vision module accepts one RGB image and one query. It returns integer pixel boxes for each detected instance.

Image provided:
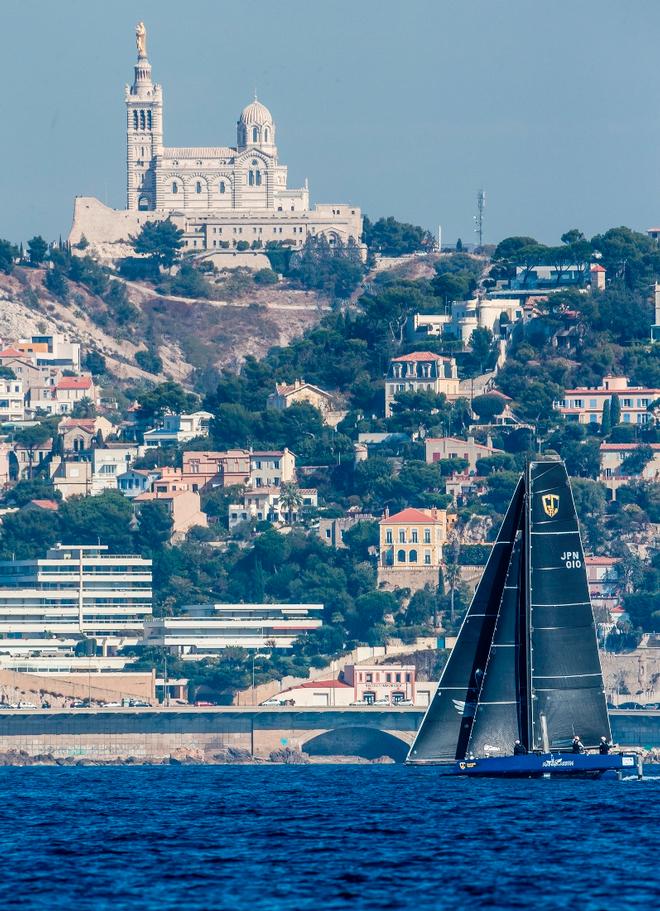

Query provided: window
[196,181,202,194]
[248,170,254,186]
[252,127,259,142]
[409,549,418,564]
[424,529,431,544]
[147,110,152,130]
[424,551,431,564]
[623,399,632,408]
[589,399,597,409]
[398,530,406,543]
[140,110,146,130]
[395,673,401,683]
[172,182,178,194]
[264,128,269,142]
[386,530,393,544]
[411,529,418,543]
[397,550,406,563]
[255,171,262,186]
[133,111,138,130]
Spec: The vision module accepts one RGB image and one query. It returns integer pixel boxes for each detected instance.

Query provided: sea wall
[0,707,654,763]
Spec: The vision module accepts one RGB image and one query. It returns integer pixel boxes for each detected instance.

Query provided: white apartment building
[0,379,24,423]
[424,435,503,472]
[143,411,212,447]
[599,442,660,498]
[144,602,323,655]
[0,544,152,665]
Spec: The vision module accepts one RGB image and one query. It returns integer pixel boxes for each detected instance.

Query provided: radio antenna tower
[474,189,486,247]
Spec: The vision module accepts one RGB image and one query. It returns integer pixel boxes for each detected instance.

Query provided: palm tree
[278,483,304,524]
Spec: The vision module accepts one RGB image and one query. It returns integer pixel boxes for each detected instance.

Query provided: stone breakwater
[0,747,399,767]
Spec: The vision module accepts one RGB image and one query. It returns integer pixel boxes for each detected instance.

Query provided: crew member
[571,736,585,754]
[599,736,612,755]
[513,740,527,756]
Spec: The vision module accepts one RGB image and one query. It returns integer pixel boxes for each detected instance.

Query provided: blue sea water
[0,766,657,911]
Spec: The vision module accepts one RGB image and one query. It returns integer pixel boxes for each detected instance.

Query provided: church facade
[69,24,363,259]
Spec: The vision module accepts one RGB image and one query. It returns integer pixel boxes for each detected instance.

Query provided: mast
[522,459,534,750]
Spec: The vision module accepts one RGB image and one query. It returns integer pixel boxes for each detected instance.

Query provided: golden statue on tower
[136,22,147,57]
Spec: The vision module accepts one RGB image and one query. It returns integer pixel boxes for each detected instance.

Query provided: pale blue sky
[1,0,659,245]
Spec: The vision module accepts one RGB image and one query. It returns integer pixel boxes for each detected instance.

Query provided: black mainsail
[406,458,610,764]
[406,478,524,764]
[527,460,610,750]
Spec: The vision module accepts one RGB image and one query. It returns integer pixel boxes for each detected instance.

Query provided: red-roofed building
[553,376,659,427]
[385,351,460,417]
[378,506,455,592]
[599,442,660,497]
[28,373,98,416]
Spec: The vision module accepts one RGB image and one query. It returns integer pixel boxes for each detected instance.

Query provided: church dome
[239,98,273,126]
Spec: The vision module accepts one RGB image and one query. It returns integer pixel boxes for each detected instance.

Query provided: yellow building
[377,507,455,592]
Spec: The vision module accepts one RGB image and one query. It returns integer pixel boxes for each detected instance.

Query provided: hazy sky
[1,0,659,245]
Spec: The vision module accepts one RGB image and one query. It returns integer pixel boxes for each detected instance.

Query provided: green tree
[600,399,611,436]
[59,490,134,553]
[610,393,621,427]
[0,509,60,559]
[471,393,505,422]
[362,216,432,256]
[469,328,494,372]
[279,483,304,523]
[13,423,53,479]
[0,239,18,274]
[137,500,173,551]
[130,218,184,270]
[137,382,198,421]
[27,235,48,265]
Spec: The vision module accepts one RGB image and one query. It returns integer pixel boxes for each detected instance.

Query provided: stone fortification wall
[70,196,160,247]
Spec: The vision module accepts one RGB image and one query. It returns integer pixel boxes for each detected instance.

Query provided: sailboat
[407,457,642,779]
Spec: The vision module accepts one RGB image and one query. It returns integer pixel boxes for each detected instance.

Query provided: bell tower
[125,22,163,211]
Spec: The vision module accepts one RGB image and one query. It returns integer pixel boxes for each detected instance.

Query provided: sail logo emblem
[541,493,559,517]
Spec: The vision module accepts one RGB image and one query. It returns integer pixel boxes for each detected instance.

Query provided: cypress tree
[601,399,611,436]
[610,393,621,427]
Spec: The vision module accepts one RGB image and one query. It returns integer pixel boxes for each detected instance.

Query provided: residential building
[143,411,213,447]
[58,416,114,452]
[0,544,152,662]
[263,678,354,707]
[599,442,660,498]
[116,468,159,498]
[267,380,346,428]
[50,444,141,499]
[406,298,523,346]
[425,435,502,472]
[134,489,208,540]
[9,437,53,481]
[182,449,249,488]
[377,507,454,592]
[511,264,588,290]
[318,512,376,548]
[652,282,660,343]
[554,376,659,426]
[228,486,317,530]
[344,662,416,705]
[249,448,296,488]
[68,23,363,263]
[444,472,487,506]
[144,602,323,654]
[585,556,622,616]
[0,379,24,423]
[12,334,81,372]
[385,352,460,417]
[28,375,97,416]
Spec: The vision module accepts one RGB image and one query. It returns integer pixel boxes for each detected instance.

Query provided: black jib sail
[406,478,524,764]
[406,458,610,764]
[527,460,610,750]
[467,529,523,758]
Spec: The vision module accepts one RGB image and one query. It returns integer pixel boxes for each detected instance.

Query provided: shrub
[136,350,163,374]
[254,268,278,286]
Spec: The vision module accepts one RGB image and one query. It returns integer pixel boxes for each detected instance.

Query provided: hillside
[0,266,331,386]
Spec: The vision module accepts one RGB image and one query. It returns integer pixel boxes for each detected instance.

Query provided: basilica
[69,23,363,260]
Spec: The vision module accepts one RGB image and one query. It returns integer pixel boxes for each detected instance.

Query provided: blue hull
[451,752,641,779]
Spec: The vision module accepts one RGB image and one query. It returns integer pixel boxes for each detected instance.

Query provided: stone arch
[185,175,209,209]
[137,195,150,211]
[301,727,410,763]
